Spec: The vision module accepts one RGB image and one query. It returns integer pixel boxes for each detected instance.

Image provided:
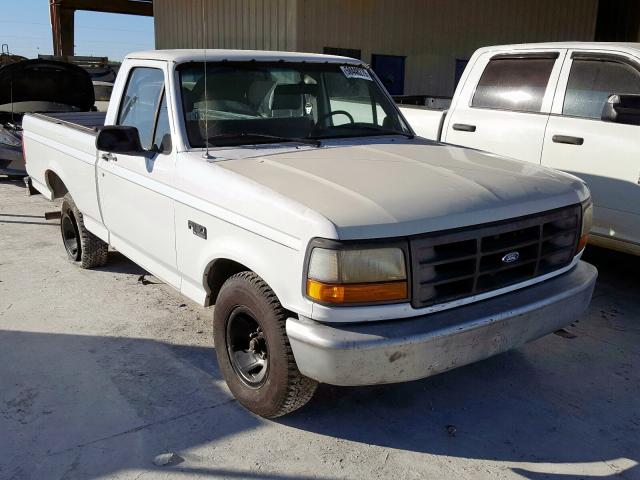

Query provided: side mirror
[601,94,640,126]
[96,126,144,155]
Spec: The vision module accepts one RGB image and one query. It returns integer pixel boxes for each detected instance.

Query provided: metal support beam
[50,2,75,56]
[52,0,153,17]
[49,0,153,57]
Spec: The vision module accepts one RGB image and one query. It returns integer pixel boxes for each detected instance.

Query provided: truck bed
[23,111,105,239]
[32,111,107,133]
[398,105,447,141]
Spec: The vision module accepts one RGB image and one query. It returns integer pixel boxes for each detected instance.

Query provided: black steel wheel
[60,194,108,269]
[226,307,269,388]
[214,271,317,418]
[60,210,81,261]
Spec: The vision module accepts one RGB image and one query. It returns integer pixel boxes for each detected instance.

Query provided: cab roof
[125,49,365,65]
[478,41,640,56]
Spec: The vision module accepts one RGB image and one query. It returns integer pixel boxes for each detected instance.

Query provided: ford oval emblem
[502,251,520,264]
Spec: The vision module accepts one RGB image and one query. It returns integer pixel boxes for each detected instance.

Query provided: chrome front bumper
[286,261,597,386]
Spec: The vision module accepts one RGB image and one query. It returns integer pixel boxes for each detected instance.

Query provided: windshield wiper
[327,124,415,139]
[206,132,321,147]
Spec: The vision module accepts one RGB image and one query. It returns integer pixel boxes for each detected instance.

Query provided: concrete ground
[0,177,638,480]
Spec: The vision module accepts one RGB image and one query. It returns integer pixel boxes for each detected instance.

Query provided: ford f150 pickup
[400,42,640,256]
[23,50,597,418]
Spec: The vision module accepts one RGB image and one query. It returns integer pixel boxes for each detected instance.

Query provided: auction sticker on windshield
[340,66,373,81]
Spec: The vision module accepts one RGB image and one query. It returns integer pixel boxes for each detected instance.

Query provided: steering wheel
[320,110,355,125]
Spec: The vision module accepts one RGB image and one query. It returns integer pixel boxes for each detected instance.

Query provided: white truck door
[97,65,180,287]
[542,50,640,250]
[443,50,565,165]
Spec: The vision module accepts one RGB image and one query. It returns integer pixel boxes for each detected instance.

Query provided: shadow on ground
[0,176,26,186]
[95,251,149,276]
[582,244,640,295]
[0,246,637,479]
[280,246,640,479]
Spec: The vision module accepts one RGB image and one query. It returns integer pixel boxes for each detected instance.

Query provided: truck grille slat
[481,238,540,255]
[410,205,581,308]
[420,272,476,287]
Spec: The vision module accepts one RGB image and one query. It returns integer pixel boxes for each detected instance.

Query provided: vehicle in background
[92,81,113,112]
[0,44,27,66]
[85,65,117,84]
[399,42,640,256]
[38,55,117,112]
[38,55,118,83]
[23,49,596,418]
[0,59,95,178]
[394,94,452,110]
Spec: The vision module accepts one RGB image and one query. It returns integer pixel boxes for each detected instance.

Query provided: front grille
[410,205,581,309]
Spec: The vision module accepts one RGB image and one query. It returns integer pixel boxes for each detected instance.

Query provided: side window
[117,67,164,150]
[563,58,640,119]
[472,57,556,112]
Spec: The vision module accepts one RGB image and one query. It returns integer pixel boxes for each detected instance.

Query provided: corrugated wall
[154,0,299,51]
[153,0,599,96]
[298,0,599,96]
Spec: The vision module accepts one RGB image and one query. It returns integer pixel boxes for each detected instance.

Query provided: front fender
[177,213,311,317]
[199,238,276,305]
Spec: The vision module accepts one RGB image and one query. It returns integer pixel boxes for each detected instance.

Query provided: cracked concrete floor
[1,177,639,480]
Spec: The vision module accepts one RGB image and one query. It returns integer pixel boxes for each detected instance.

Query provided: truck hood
[0,59,94,113]
[216,138,590,239]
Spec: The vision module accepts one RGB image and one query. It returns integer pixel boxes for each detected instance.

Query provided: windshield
[178,61,411,147]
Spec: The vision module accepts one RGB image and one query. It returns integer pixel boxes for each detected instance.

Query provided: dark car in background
[37,55,118,113]
[0,59,94,178]
[0,44,27,67]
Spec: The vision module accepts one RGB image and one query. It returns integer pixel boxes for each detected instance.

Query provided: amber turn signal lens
[577,233,589,252]
[306,279,408,304]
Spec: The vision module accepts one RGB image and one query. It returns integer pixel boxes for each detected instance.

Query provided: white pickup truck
[24,49,597,418]
[400,42,640,256]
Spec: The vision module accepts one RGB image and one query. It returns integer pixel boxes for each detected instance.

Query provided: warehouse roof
[125,49,365,65]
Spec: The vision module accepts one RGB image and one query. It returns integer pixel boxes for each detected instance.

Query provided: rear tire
[60,193,108,269]
[214,271,317,418]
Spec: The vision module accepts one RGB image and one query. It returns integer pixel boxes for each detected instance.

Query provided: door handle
[552,135,584,145]
[101,153,117,162]
[453,123,476,132]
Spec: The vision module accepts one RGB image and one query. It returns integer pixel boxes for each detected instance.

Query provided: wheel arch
[203,257,253,307]
[189,230,305,315]
[201,249,298,312]
[44,169,69,199]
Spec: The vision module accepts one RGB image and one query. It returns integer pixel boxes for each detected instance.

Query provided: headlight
[306,243,408,305]
[578,199,593,252]
[0,130,20,147]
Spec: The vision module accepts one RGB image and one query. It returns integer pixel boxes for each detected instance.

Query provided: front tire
[60,193,108,269]
[214,271,317,418]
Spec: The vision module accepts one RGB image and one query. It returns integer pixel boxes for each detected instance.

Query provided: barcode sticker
[340,65,373,81]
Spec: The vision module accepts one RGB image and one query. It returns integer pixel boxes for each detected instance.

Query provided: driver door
[97,65,180,287]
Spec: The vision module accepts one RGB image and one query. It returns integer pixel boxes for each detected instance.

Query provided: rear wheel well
[205,259,250,306]
[45,170,68,199]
